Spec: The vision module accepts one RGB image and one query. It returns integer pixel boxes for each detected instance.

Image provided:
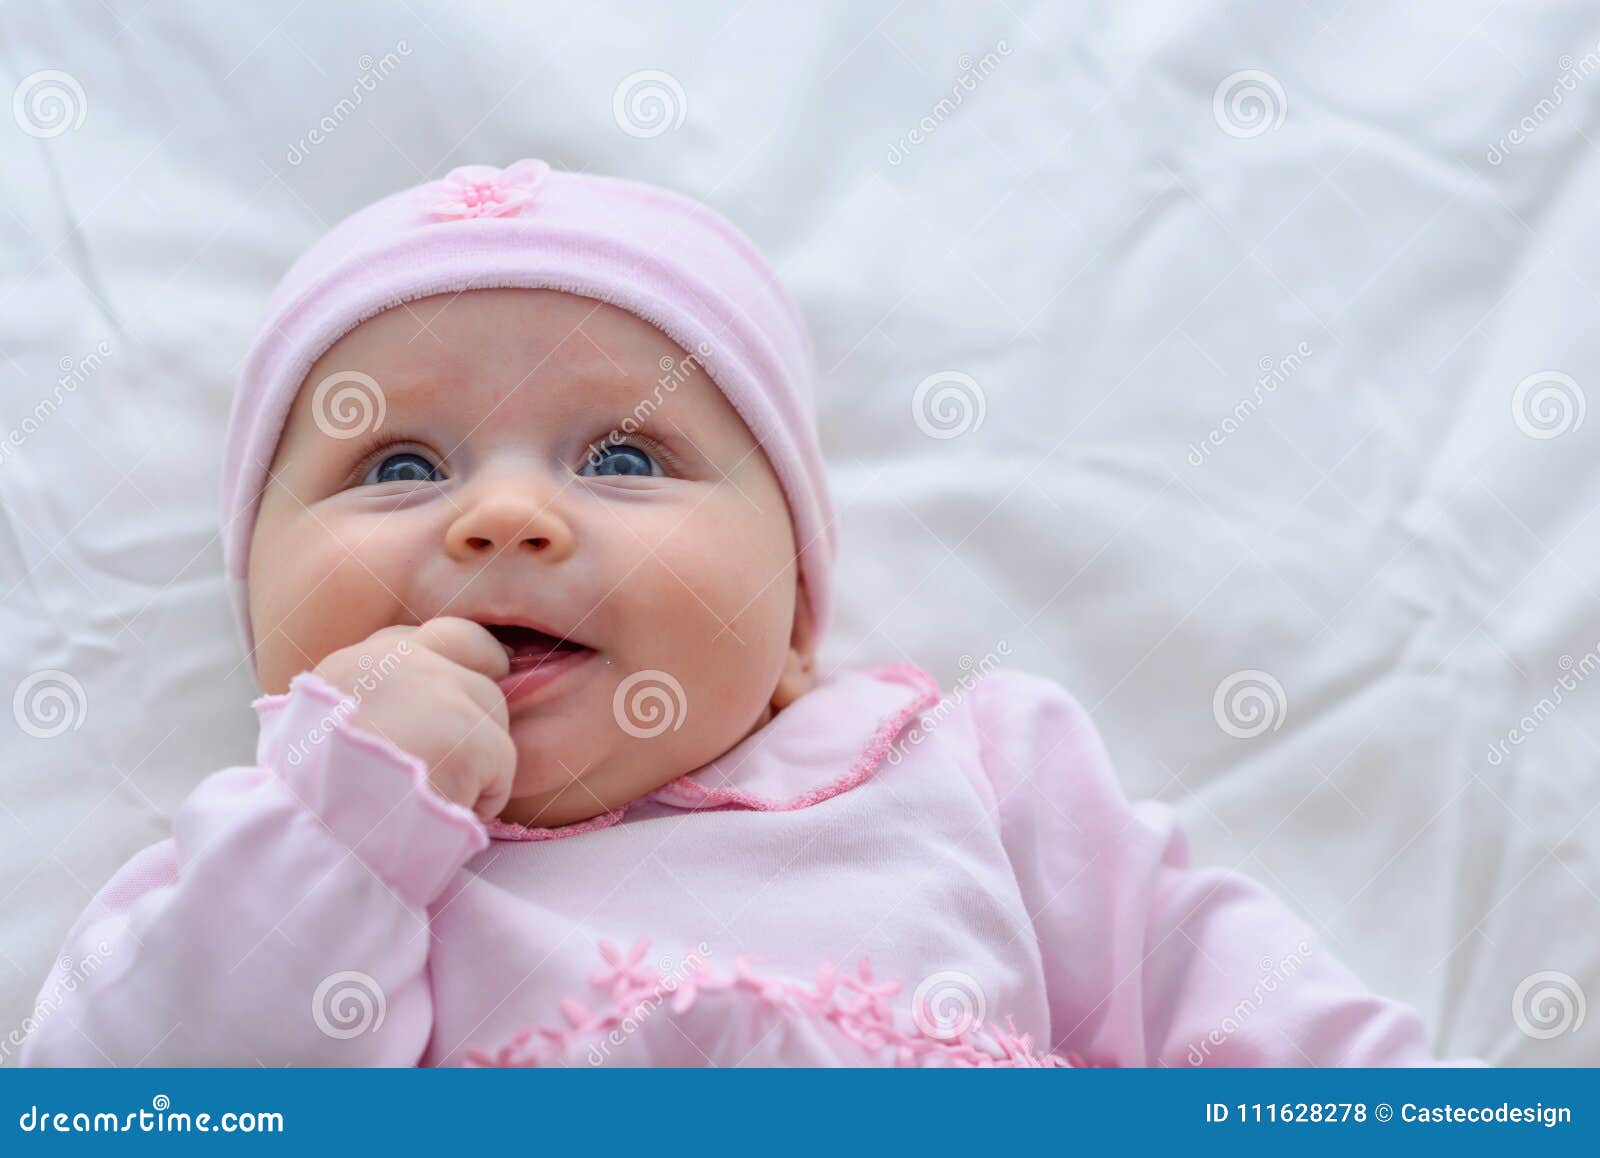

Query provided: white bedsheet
[2,0,1597,1065]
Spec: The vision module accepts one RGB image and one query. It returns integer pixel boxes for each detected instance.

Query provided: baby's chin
[497,718,648,829]
[498,761,660,829]
[495,679,783,828]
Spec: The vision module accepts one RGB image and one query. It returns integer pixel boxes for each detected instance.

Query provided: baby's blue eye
[363,451,442,485]
[581,444,661,478]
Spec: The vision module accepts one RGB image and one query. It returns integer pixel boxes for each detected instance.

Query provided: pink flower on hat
[425,159,550,220]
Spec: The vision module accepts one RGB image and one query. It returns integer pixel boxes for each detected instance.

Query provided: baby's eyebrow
[327,371,437,409]
[366,371,519,416]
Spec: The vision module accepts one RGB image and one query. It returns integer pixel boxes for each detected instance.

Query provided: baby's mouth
[482,623,595,672]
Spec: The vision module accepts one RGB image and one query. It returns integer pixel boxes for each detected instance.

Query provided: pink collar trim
[485,663,940,843]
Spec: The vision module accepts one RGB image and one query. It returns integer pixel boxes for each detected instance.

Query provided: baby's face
[248,288,813,827]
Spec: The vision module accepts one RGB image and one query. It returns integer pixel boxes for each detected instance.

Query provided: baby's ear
[770,578,817,711]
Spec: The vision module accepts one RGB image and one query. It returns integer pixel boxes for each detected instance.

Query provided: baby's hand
[312,617,515,821]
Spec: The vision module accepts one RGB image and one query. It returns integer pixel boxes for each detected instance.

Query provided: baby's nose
[444,489,574,561]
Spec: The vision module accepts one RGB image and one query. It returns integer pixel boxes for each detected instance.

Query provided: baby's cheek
[259,521,399,668]
[656,528,795,725]
[657,513,792,647]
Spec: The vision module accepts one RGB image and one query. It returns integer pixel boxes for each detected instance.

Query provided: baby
[23,160,1459,1067]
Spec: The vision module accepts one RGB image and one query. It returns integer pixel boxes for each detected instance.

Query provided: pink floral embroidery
[425,159,550,221]
[731,954,793,1010]
[668,961,733,1014]
[590,936,656,1002]
[463,938,1080,1068]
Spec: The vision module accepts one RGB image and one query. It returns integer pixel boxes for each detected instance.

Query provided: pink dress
[21,664,1452,1067]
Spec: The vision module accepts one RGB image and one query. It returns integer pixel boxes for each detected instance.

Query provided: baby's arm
[20,671,488,1066]
[972,669,1459,1067]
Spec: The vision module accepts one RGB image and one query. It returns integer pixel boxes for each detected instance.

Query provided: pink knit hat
[219,160,835,677]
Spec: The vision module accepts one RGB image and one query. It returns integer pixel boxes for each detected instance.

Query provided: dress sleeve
[20,671,488,1066]
[970,668,1464,1067]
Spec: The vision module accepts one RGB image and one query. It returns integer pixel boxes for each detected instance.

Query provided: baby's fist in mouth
[311,617,516,821]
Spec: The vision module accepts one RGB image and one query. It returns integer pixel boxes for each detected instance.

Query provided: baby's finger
[409,617,511,680]
[467,727,518,821]
[462,671,512,733]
